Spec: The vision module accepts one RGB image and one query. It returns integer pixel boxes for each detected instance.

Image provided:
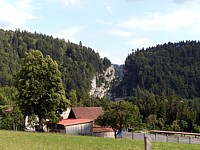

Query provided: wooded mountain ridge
[0,29,111,102]
[2,29,200,102]
[111,41,200,132]
[119,41,200,99]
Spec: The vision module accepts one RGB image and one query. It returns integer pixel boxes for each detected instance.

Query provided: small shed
[49,119,93,135]
[93,125,115,138]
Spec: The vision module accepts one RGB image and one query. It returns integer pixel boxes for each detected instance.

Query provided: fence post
[166,134,168,142]
[132,132,134,140]
[189,137,192,144]
[155,133,157,141]
[144,136,152,150]
[177,136,180,143]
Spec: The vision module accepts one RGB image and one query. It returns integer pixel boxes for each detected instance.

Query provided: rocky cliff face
[89,65,115,98]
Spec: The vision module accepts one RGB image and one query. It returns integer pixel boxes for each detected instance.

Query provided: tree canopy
[126,89,197,132]
[15,50,70,130]
[95,100,141,138]
[0,29,111,104]
[120,41,200,99]
[112,41,200,132]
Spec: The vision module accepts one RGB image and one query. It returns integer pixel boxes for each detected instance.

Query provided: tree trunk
[113,129,118,138]
[23,115,26,129]
[39,117,44,132]
[114,132,117,138]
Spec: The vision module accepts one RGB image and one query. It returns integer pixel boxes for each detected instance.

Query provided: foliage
[128,89,197,132]
[27,114,38,131]
[0,106,23,130]
[116,41,200,132]
[122,41,200,99]
[95,100,141,138]
[193,124,200,133]
[169,120,180,132]
[0,29,111,104]
[15,50,69,130]
[67,89,78,107]
[0,86,17,105]
[147,114,158,129]
[92,96,112,110]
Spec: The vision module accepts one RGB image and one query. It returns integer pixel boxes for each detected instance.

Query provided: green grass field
[0,130,199,150]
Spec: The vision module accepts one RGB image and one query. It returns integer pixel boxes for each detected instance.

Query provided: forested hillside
[0,29,112,104]
[113,41,200,132]
[121,41,200,99]
[2,29,200,132]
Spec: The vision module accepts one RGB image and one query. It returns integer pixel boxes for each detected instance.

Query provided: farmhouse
[50,107,115,138]
[8,106,115,138]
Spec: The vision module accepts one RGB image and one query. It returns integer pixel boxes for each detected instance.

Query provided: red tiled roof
[5,107,13,112]
[58,119,93,126]
[93,125,114,133]
[69,107,103,120]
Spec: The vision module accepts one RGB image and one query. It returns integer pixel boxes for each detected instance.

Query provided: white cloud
[0,0,37,30]
[50,27,83,42]
[110,30,132,37]
[118,10,200,33]
[106,6,113,14]
[61,0,80,5]
[95,19,114,26]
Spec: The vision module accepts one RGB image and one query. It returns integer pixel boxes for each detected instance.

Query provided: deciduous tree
[95,100,141,138]
[15,50,69,131]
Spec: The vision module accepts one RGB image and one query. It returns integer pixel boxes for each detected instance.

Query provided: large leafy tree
[15,50,69,130]
[95,100,141,138]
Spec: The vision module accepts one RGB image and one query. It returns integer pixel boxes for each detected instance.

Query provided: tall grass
[0,130,199,150]
[0,130,143,150]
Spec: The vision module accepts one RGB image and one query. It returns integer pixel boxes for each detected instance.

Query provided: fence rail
[122,131,200,144]
[150,130,200,138]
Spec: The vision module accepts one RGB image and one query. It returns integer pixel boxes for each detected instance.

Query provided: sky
[1,0,200,64]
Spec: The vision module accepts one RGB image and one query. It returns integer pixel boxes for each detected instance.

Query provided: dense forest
[113,41,200,132]
[121,41,200,99]
[0,29,111,104]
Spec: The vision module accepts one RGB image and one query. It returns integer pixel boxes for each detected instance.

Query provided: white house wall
[24,116,39,131]
[60,107,71,119]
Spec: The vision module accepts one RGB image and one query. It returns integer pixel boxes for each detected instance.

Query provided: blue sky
[1,0,200,64]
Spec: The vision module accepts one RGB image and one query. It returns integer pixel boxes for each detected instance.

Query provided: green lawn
[0,130,199,150]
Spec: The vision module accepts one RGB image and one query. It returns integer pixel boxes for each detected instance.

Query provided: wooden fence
[122,131,200,144]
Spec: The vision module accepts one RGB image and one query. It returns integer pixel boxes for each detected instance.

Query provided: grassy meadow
[0,130,199,150]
